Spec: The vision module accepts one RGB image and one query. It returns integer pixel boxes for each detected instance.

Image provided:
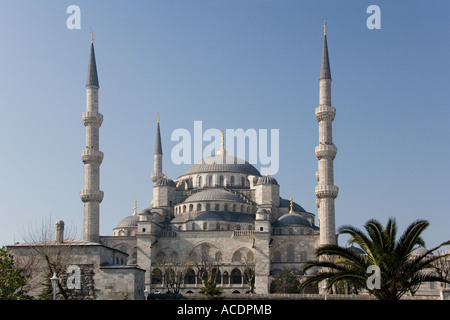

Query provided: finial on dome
[157,112,160,123]
[91,28,94,43]
[133,198,137,216]
[289,197,294,213]
[324,20,327,35]
[164,171,167,178]
[216,130,227,155]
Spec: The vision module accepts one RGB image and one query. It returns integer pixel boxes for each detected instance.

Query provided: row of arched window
[272,245,308,263]
[175,202,255,214]
[151,267,253,286]
[181,174,249,189]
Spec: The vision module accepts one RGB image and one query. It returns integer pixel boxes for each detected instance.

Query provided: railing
[233,230,254,237]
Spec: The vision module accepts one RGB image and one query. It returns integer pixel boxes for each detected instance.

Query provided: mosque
[9,23,340,299]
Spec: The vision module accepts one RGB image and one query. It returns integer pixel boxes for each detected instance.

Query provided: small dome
[257,175,279,185]
[116,215,139,228]
[273,213,311,227]
[155,177,176,187]
[279,197,306,212]
[411,246,431,256]
[184,189,245,203]
[347,245,366,255]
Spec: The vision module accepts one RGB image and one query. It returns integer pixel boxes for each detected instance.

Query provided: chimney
[55,220,65,244]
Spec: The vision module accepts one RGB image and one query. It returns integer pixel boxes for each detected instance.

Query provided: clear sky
[0,1,449,249]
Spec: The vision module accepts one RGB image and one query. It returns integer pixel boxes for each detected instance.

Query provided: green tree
[270,268,300,293]
[300,218,450,300]
[0,246,32,300]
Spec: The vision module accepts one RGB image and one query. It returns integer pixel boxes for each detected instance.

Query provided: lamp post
[50,273,59,300]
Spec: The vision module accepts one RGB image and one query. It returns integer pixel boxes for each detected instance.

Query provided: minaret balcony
[80,189,104,203]
[315,105,336,122]
[82,112,103,127]
[81,149,104,164]
[315,144,337,160]
[315,185,338,199]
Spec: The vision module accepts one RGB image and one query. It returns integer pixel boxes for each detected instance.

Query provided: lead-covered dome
[182,155,261,176]
[116,215,139,228]
[273,213,311,227]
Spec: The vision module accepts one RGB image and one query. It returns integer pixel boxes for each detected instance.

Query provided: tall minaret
[151,114,163,183]
[80,30,104,243]
[315,21,338,246]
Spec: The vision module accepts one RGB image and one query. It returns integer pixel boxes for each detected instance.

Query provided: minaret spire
[216,130,227,155]
[315,22,338,246]
[81,32,104,243]
[151,114,163,183]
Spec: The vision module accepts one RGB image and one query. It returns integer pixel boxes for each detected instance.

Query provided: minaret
[80,30,104,243]
[315,21,338,246]
[151,114,163,183]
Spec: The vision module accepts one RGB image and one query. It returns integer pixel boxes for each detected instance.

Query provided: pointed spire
[216,131,227,155]
[86,30,99,88]
[155,114,163,155]
[320,21,331,80]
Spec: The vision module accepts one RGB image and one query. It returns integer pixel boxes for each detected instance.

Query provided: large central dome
[182,154,261,176]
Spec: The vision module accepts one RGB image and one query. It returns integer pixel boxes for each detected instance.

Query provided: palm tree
[300,218,450,300]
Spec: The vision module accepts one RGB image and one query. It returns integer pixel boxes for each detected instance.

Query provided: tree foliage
[300,218,450,300]
[0,246,32,300]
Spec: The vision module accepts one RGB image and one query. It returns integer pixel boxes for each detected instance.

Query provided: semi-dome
[273,213,311,227]
[116,215,139,228]
[184,188,246,203]
[182,155,261,176]
[257,175,279,185]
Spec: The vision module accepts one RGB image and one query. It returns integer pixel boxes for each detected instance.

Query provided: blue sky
[0,1,449,249]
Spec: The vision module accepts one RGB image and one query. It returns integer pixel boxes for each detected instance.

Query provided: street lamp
[50,273,59,300]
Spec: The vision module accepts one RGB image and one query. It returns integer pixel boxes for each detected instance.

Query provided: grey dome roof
[116,215,139,228]
[347,245,366,255]
[273,213,311,227]
[184,189,245,203]
[411,246,431,256]
[182,155,261,176]
[257,175,279,185]
[155,177,176,187]
[279,198,306,212]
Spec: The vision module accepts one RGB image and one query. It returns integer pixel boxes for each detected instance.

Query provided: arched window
[287,244,295,262]
[230,176,235,186]
[216,222,220,230]
[183,205,186,213]
[223,271,229,285]
[224,204,228,211]
[203,222,208,230]
[198,176,203,187]
[219,175,224,186]
[215,203,220,211]
[189,204,194,212]
[274,251,282,262]
[247,225,252,230]
[184,268,196,284]
[208,175,212,186]
[240,205,244,212]
[236,224,241,230]
[151,268,162,284]
[197,203,202,211]
[232,250,242,262]
[206,203,211,211]
[232,204,236,212]
[230,268,242,284]
[300,251,307,261]
[241,177,245,187]
[215,251,222,262]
